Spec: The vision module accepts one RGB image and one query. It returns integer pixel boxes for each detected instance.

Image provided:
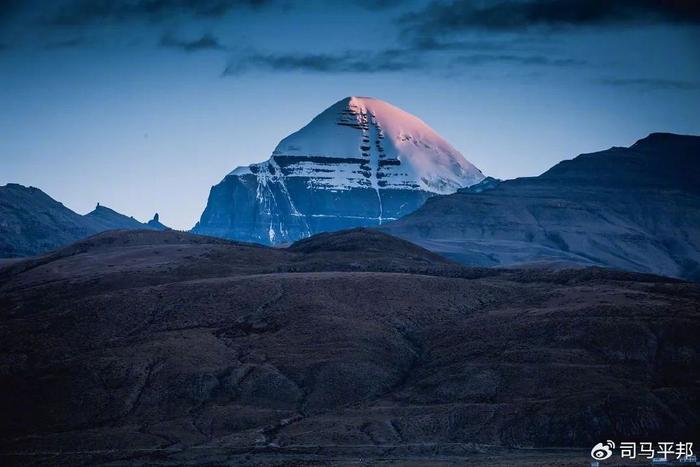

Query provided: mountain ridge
[0,184,169,257]
[381,132,700,281]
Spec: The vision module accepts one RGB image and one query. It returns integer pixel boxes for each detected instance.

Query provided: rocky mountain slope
[381,133,700,281]
[193,96,484,244]
[0,184,169,257]
[84,203,152,231]
[1,229,697,465]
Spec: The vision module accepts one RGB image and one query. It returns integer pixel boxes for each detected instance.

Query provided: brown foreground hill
[0,229,698,466]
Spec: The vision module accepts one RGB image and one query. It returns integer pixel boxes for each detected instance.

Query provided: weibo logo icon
[591,440,615,461]
[591,440,615,460]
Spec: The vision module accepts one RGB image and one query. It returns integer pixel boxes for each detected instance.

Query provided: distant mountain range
[0,183,168,257]
[381,133,700,281]
[192,96,484,244]
[1,97,699,282]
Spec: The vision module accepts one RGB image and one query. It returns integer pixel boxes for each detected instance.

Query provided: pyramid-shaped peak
[270,96,483,193]
[198,96,486,245]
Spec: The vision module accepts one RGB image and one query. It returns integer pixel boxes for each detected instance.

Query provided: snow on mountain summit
[198,96,486,244]
[235,96,484,194]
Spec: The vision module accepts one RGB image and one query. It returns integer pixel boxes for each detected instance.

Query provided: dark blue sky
[2,0,699,229]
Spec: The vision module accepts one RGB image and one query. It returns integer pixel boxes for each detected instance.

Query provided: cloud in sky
[48,0,275,26]
[222,45,589,75]
[409,36,514,52]
[0,0,694,85]
[223,49,419,75]
[353,0,404,9]
[45,0,403,26]
[453,53,586,67]
[160,32,224,52]
[401,0,700,35]
[43,36,91,49]
[600,78,700,91]
[0,0,21,17]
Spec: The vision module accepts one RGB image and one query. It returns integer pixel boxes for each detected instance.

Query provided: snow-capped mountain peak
[199,96,485,244]
[260,96,483,194]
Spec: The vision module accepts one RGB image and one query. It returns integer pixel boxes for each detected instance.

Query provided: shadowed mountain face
[381,133,700,281]
[0,184,169,258]
[1,229,697,465]
[0,184,93,258]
